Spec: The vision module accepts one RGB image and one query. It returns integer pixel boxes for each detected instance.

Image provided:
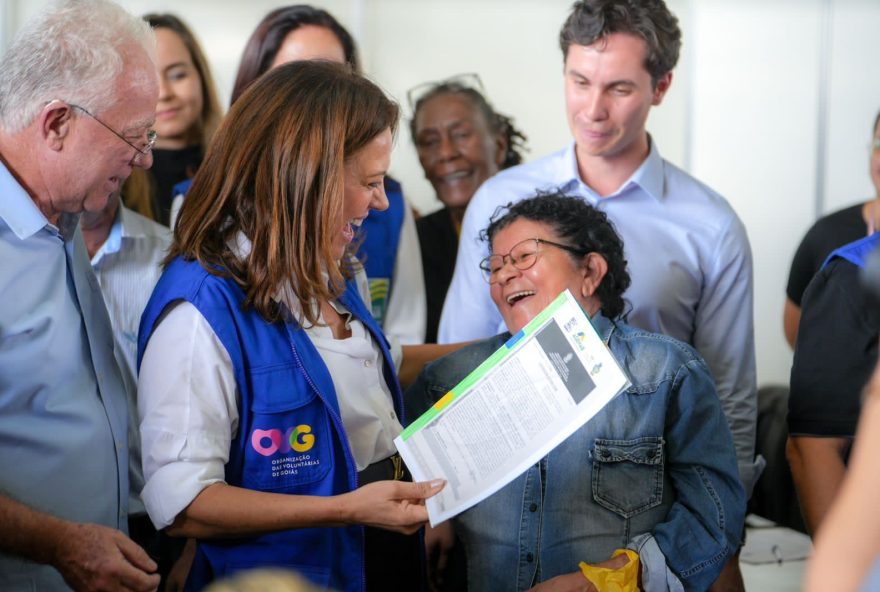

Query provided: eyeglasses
[479,237,585,284]
[406,73,484,115]
[872,138,880,152]
[68,103,157,163]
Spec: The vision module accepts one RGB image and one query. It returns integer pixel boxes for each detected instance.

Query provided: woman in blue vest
[137,60,443,591]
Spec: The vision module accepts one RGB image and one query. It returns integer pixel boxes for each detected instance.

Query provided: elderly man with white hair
[0,1,160,590]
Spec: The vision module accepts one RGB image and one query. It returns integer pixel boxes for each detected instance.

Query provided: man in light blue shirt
[439,3,760,584]
[0,1,161,589]
[81,191,171,522]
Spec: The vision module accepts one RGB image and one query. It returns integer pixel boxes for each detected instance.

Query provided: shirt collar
[0,159,50,240]
[559,136,665,203]
[589,311,615,344]
[118,205,148,239]
[624,136,665,202]
[556,143,583,194]
[90,204,124,265]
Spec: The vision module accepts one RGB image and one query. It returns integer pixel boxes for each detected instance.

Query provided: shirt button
[529,503,538,512]
[526,553,534,563]
[364,360,372,368]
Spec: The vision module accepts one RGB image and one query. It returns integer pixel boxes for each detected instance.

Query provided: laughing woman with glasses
[407,192,746,592]
[410,75,528,342]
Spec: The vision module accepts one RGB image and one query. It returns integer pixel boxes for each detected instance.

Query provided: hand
[164,538,197,592]
[527,555,632,592]
[527,571,596,592]
[424,521,455,591]
[51,522,160,592]
[343,479,445,534]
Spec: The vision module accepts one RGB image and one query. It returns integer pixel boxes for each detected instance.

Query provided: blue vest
[172,178,193,199]
[822,232,880,270]
[358,177,405,327]
[138,257,405,592]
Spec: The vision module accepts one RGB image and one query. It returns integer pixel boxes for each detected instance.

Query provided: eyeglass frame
[67,102,157,162]
[406,72,485,115]
[479,237,586,284]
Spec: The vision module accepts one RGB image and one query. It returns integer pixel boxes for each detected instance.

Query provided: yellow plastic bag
[578,549,640,592]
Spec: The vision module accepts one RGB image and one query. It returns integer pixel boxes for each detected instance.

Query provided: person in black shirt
[784,110,880,347]
[787,235,880,535]
[409,77,527,342]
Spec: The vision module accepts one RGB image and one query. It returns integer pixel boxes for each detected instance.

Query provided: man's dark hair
[484,193,631,319]
[559,0,681,85]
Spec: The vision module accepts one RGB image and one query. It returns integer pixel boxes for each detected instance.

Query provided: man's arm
[783,297,801,349]
[806,364,880,591]
[437,184,504,343]
[692,214,760,495]
[786,436,849,534]
[0,493,159,592]
[787,257,877,534]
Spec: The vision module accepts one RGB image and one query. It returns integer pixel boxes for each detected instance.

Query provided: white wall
[3,0,878,387]
[687,0,880,385]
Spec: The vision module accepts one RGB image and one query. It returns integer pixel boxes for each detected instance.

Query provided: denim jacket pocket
[591,436,665,518]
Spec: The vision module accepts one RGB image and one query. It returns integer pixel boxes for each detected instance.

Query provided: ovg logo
[251,424,315,457]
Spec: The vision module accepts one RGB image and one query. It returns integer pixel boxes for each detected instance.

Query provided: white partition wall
[2,0,878,387]
[825,0,880,213]
[689,0,824,385]
[689,0,880,384]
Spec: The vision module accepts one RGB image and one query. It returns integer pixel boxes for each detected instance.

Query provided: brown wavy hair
[168,60,398,326]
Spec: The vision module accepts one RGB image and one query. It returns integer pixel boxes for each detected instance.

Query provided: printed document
[395,289,630,525]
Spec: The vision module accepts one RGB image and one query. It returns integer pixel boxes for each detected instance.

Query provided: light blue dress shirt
[438,140,761,494]
[90,203,171,516]
[0,161,131,589]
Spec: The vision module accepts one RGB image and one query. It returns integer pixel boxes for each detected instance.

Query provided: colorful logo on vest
[251,424,315,457]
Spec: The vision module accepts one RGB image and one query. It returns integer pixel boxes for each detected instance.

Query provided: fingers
[110,531,160,592]
[397,479,446,500]
[117,563,161,592]
[347,479,444,533]
[115,530,158,574]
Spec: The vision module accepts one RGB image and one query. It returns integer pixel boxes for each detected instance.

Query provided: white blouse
[138,295,403,529]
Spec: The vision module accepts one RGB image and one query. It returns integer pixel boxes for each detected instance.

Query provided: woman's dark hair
[169,61,398,326]
[144,13,223,146]
[559,0,681,86]
[410,82,528,169]
[230,5,359,105]
[484,192,631,319]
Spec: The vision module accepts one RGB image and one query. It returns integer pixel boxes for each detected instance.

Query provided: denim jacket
[406,314,745,592]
